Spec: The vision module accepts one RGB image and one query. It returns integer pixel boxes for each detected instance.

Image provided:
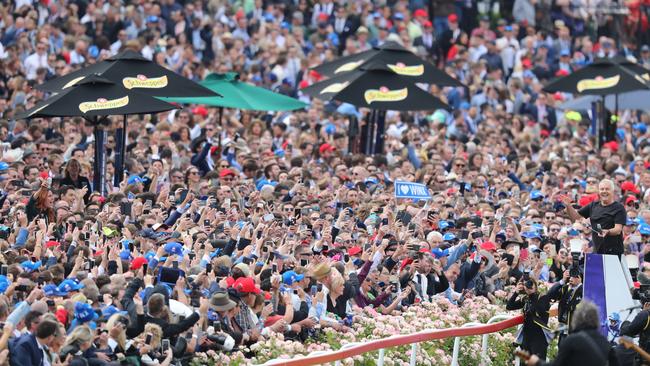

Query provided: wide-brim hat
[210,292,237,311]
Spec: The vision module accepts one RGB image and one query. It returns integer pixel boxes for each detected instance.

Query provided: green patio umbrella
[162,72,307,111]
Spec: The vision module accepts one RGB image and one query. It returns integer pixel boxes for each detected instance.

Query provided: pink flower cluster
[192,297,523,365]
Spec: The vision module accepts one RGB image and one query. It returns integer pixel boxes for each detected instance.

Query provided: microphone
[618,304,642,313]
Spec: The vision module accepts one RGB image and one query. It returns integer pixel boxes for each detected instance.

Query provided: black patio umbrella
[303,68,448,111]
[543,57,650,95]
[18,74,178,196]
[311,41,463,87]
[304,68,447,154]
[544,57,650,147]
[36,50,220,187]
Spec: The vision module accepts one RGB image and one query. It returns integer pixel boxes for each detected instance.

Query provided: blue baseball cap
[43,284,67,297]
[639,223,650,235]
[58,279,85,293]
[438,220,451,230]
[443,233,457,241]
[74,302,99,323]
[431,248,449,258]
[531,223,545,232]
[365,177,379,186]
[523,70,536,79]
[146,15,159,23]
[119,249,132,261]
[127,175,143,185]
[0,275,9,294]
[102,305,128,319]
[88,45,99,58]
[393,12,404,20]
[530,190,544,201]
[282,270,305,285]
[0,162,8,171]
[634,123,648,134]
[20,260,41,272]
[567,228,579,236]
[164,242,184,257]
[626,218,635,226]
[522,231,542,239]
[560,49,570,57]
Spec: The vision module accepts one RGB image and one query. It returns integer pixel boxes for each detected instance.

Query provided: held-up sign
[394,181,431,200]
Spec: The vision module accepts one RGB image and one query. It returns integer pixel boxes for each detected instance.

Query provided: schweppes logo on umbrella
[334,60,364,73]
[387,63,424,76]
[122,75,168,89]
[320,82,349,94]
[364,86,408,104]
[79,96,129,113]
[576,75,620,92]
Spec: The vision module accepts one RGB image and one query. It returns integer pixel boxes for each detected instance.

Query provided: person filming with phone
[558,179,626,257]
[507,274,552,359]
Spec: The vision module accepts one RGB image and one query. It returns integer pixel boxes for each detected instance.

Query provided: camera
[639,285,650,304]
[205,334,235,352]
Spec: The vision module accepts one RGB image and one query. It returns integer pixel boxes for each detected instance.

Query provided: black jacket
[121,278,200,341]
[538,329,619,366]
[547,282,583,327]
[507,291,551,358]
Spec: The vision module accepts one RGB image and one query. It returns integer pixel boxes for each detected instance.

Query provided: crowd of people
[1,0,650,365]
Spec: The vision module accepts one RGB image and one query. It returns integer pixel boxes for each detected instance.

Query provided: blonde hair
[142,323,163,348]
[63,325,93,349]
[106,313,127,350]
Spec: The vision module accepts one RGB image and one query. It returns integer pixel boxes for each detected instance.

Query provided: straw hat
[311,262,331,280]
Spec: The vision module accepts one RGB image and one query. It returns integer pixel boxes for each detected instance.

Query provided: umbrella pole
[113,115,126,188]
[92,117,107,197]
[218,107,223,157]
[365,110,375,155]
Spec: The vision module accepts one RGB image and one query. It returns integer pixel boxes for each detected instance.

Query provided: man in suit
[413,21,436,58]
[519,92,558,131]
[10,319,62,366]
[331,6,359,55]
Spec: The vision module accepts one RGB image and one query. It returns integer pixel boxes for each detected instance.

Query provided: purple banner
[583,254,607,336]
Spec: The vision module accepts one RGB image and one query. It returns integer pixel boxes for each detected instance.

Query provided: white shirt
[414,272,430,302]
[24,52,48,80]
[36,337,51,366]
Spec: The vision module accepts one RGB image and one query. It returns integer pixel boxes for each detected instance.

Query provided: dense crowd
[1,0,650,365]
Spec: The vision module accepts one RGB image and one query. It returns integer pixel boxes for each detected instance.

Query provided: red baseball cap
[603,141,619,152]
[130,257,148,271]
[192,106,208,118]
[219,168,236,178]
[578,193,599,207]
[480,241,497,252]
[414,9,428,18]
[626,195,639,205]
[423,20,433,28]
[46,240,60,248]
[319,143,336,154]
[621,181,641,194]
[348,246,362,256]
[448,14,458,23]
[233,277,261,294]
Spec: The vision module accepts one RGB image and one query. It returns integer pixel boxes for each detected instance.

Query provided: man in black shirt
[560,179,626,256]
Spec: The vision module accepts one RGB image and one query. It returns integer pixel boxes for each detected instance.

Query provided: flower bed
[190,296,559,365]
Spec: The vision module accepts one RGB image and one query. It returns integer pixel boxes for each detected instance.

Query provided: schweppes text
[122,75,168,89]
[79,96,129,113]
[576,75,620,92]
[364,87,408,104]
[387,63,425,76]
